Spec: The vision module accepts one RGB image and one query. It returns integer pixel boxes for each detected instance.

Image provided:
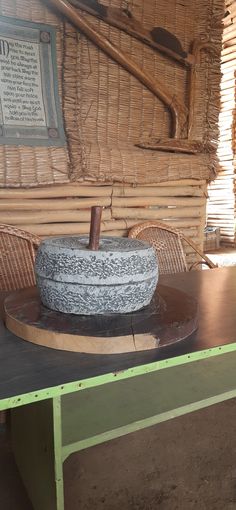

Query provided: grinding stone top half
[35,236,158,285]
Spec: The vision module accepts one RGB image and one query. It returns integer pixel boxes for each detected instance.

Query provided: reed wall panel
[207,0,236,245]
[0,0,223,187]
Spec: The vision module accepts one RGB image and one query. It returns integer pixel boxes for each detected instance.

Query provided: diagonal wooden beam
[44,0,188,139]
[68,0,195,67]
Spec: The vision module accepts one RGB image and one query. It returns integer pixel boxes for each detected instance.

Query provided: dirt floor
[1,399,236,509]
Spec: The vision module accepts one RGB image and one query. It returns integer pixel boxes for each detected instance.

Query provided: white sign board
[0,17,65,146]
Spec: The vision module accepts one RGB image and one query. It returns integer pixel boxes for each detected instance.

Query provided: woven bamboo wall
[76,0,223,184]
[0,0,224,266]
[207,0,236,245]
[0,0,223,187]
[0,179,207,267]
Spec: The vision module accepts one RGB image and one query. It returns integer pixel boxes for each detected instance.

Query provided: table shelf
[61,351,236,459]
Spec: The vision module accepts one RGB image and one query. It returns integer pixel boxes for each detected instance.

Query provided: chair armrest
[190,260,218,271]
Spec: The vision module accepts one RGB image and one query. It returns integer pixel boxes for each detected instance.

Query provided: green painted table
[1,266,236,509]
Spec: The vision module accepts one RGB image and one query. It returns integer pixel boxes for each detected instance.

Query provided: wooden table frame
[1,267,236,509]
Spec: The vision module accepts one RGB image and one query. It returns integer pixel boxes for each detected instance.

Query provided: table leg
[11,397,64,510]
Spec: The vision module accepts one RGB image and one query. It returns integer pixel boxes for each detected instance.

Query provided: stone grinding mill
[4,207,198,354]
[35,207,159,315]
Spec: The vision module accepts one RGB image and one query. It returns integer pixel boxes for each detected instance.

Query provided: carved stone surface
[35,236,158,315]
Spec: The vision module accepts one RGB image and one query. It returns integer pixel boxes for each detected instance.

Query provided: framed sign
[0,16,66,146]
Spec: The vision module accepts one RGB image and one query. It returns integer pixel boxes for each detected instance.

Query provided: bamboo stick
[221,72,236,82]
[208,181,234,187]
[222,23,236,37]
[207,221,235,226]
[42,230,128,238]
[0,185,113,199]
[208,201,235,205]
[220,233,235,237]
[223,38,236,48]
[220,81,235,92]
[218,227,235,231]
[207,202,235,205]
[16,224,90,236]
[221,60,236,70]
[102,230,127,237]
[112,186,204,197]
[221,51,236,63]
[153,180,206,187]
[16,218,202,237]
[223,18,234,29]
[0,209,112,225]
[23,224,87,235]
[0,180,206,199]
[225,3,236,17]
[208,198,235,205]
[163,218,201,227]
[220,74,236,84]
[0,198,111,211]
[207,199,235,206]
[208,217,234,223]
[16,219,138,236]
[112,196,205,207]
[101,220,139,230]
[222,44,236,55]
[0,186,205,201]
[207,194,234,199]
[206,213,235,218]
[112,207,203,220]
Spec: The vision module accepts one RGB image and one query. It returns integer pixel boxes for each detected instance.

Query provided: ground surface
[1,399,236,509]
[206,247,236,267]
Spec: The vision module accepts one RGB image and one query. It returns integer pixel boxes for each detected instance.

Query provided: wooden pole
[88,206,103,250]
[45,0,187,138]
[69,0,194,66]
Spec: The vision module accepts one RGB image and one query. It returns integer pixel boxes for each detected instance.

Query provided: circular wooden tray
[4,285,198,354]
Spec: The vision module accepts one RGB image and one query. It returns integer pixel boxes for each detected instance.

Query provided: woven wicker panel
[76,0,223,183]
[0,225,40,290]
[0,0,73,187]
[129,225,188,275]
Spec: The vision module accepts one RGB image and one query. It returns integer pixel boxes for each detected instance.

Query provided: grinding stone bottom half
[36,275,158,315]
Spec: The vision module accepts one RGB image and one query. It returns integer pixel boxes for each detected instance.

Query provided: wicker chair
[128,221,216,274]
[0,224,41,291]
[0,225,41,425]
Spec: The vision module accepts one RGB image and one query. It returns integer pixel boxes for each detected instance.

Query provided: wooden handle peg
[88,206,103,250]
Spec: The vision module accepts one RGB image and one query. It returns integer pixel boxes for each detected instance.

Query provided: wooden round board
[4,286,198,354]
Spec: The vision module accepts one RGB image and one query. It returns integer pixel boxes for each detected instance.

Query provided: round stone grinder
[35,207,158,315]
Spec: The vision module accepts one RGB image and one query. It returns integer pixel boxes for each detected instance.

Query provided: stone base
[37,275,158,315]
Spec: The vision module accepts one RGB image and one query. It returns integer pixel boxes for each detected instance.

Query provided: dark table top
[1,266,236,402]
